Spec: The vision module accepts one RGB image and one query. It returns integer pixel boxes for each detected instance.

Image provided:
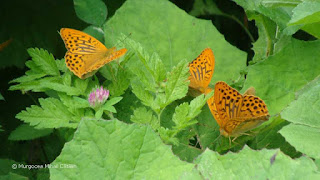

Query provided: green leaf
[233,0,296,30]
[41,81,82,96]
[125,38,166,93]
[130,107,159,130]
[131,82,154,108]
[27,48,59,76]
[101,63,131,97]
[74,0,108,26]
[50,120,199,179]
[248,13,277,62]
[105,0,247,85]
[243,38,320,116]
[0,159,32,179]
[280,76,320,159]
[172,143,203,163]
[248,116,301,157]
[114,90,141,123]
[164,61,189,107]
[280,124,320,159]
[0,93,3,101]
[105,97,123,106]
[102,105,117,113]
[83,25,105,43]
[95,109,103,119]
[8,124,53,141]
[189,0,223,17]
[289,1,320,25]
[287,1,320,38]
[195,146,320,179]
[58,93,90,116]
[16,98,78,129]
[74,78,89,95]
[172,93,209,130]
[281,76,320,128]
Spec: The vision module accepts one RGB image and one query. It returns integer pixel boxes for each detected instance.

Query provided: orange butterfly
[207,81,270,138]
[188,48,215,96]
[60,28,127,79]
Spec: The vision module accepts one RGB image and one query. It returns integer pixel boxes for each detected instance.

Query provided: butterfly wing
[60,28,127,79]
[207,89,223,127]
[84,47,127,76]
[188,48,215,93]
[238,95,269,121]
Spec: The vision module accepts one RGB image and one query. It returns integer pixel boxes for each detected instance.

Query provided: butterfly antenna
[114,32,132,48]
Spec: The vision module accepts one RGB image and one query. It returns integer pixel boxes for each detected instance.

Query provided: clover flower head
[88,86,109,108]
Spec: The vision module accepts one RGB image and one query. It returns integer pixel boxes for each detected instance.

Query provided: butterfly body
[208,81,270,137]
[188,48,215,96]
[60,28,127,79]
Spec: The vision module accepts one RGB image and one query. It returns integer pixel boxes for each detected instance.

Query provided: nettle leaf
[9,48,58,84]
[74,0,108,26]
[41,81,82,96]
[50,120,200,179]
[280,76,320,159]
[8,124,53,141]
[74,78,89,96]
[9,77,59,92]
[16,98,78,129]
[125,38,166,93]
[130,107,159,130]
[164,61,189,107]
[173,93,211,130]
[243,38,320,116]
[105,0,246,85]
[131,82,154,108]
[58,93,88,119]
[101,64,131,97]
[27,48,59,76]
[195,146,320,179]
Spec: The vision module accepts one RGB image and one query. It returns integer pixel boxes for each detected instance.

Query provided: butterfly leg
[230,136,241,147]
[241,132,254,136]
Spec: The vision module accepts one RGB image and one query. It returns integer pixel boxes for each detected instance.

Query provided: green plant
[1,0,320,179]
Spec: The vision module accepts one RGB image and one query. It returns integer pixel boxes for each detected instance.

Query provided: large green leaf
[105,0,247,85]
[248,13,277,62]
[74,0,108,26]
[233,0,297,30]
[50,119,201,179]
[288,1,320,38]
[243,39,320,116]
[195,146,320,179]
[280,76,320,159]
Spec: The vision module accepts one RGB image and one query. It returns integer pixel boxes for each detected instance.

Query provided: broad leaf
[50,120,200,179]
